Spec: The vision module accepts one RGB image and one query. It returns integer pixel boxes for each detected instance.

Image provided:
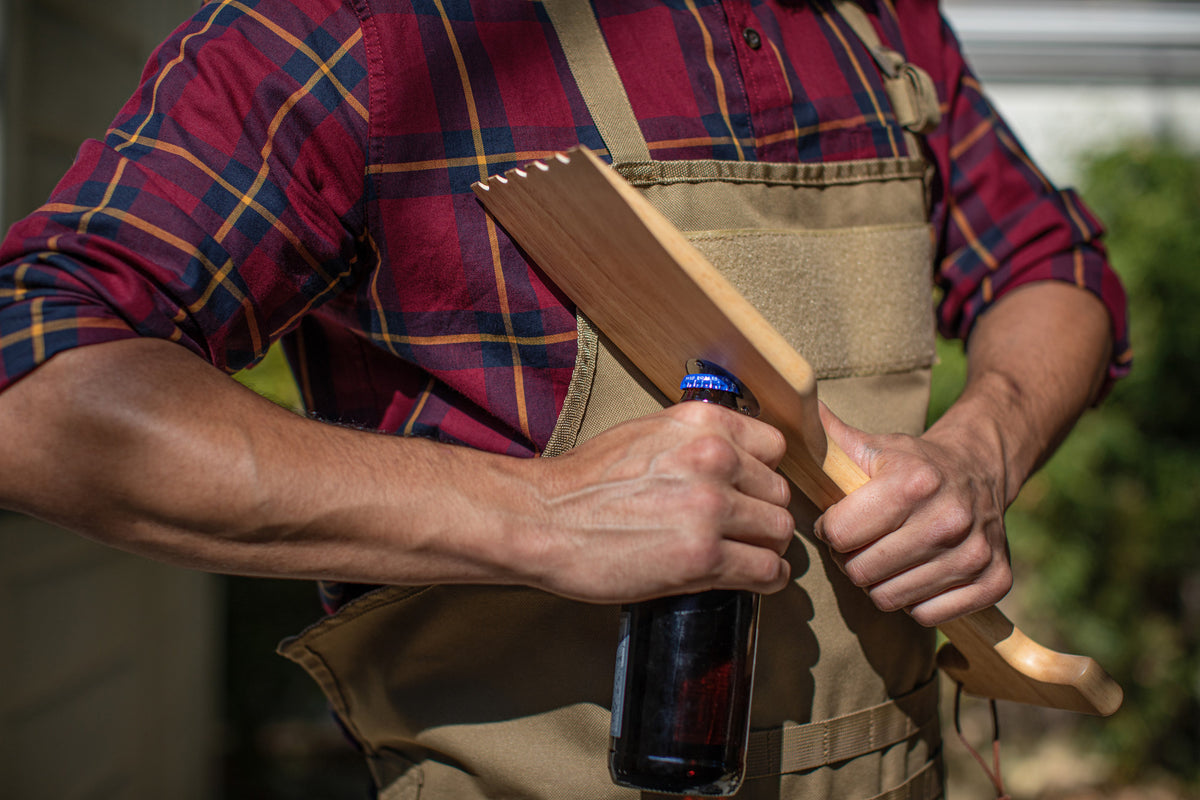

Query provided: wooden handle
[472,146,1123,716]
[938,607,1122,715]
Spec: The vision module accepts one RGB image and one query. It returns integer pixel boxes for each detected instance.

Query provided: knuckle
[769,474,792,509]
[771,507,796,545]
[763,425,788,464]
[676,533,724,576]
[957,535,994,577]
[673,400,726,427]
[984,561,1014,600]
[820,517,853,553]
[842,556,872,588]
[908,605,941,628]
[687,482,733,521]
[749,552,785,588]
[902,463,942,502]
[869,586,905,614]
[683,435,740,477]
[942,504,975,538]
[921,505,972,551]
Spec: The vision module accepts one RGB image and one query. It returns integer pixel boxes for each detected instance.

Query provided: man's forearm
[0,338,544,585]
[0,338,795,602]
[927,280,1113,505]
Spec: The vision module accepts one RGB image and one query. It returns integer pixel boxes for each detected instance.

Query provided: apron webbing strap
[745,675,940,777]
[539,0,651,163]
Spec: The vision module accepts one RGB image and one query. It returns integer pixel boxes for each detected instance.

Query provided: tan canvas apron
[279,2,945,798]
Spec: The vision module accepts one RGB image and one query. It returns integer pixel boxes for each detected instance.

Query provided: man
[0,0,1127,797]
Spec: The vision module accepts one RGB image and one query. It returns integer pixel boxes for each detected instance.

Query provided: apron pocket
[687,224,936,381]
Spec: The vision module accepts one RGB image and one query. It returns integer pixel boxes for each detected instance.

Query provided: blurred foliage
[1027,139,1200,784]
[935,139,1200,786]
[233,342,303,411]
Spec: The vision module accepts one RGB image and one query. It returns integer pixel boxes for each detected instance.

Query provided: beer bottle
[609,369,761,796]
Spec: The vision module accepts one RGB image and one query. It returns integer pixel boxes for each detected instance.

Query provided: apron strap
[830,0,942,137]
[745,674,940,777]
[538,0,652,163]
[542,0,935,158]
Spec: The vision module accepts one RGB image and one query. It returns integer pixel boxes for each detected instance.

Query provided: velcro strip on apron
[686,225,936,379]
[745,675,940,778]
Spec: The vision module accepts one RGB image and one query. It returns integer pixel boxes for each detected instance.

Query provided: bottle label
[610,611,631,738]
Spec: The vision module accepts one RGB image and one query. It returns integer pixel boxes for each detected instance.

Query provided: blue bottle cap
[680,373,741,395]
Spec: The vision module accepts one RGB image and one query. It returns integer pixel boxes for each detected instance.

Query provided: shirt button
[742,27,762,50]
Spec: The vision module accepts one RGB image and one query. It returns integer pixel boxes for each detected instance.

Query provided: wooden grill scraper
[472,146,1122,716]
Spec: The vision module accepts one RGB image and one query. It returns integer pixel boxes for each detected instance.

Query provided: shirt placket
[718,0,800,163]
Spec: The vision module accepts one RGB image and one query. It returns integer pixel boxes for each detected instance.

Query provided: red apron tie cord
[953,682,1011,800]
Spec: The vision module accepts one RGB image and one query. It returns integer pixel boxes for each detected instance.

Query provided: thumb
[817,401,877,477]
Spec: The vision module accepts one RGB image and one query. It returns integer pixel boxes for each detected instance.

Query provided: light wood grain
[472,146,1122,716]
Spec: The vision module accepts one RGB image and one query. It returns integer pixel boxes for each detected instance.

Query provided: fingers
[721,489,796,555]
[816,405,944,554]
[667,403,790,509]
[527,403,795,603]
[826,528,1012,627]
[672,400,788,473]
[905,576,1012,627]
[711,538,793,594]
[836,529,1012,623]
[813,407,1013,627]
[670,404,793,556]
[827,484,976,583]
[819,491,1011,626]
[656,504,793,596]
[658,426,795,558]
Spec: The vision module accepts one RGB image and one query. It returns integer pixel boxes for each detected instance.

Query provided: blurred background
[1,0,1198,798]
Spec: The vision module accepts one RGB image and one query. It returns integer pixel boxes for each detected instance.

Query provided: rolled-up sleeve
[0,0,369,390]
[912,7,1131,382]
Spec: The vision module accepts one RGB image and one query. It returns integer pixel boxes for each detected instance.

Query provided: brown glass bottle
[608,371,761,796]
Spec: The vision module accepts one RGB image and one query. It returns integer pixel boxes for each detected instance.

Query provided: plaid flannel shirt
[0,0,1130,460]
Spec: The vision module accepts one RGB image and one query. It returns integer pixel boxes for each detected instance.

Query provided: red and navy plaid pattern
[0,0,1129,459]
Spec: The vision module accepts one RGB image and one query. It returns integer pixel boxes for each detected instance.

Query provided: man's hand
[814,281,1113,628]
[514,402,795,604]
[814,402,1012,627]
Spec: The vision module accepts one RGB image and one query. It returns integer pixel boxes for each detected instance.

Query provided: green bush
[234,341,303,411]
[943,139,1200,785]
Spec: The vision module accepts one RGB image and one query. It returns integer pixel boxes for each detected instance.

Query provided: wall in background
[944,0,1200,184]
